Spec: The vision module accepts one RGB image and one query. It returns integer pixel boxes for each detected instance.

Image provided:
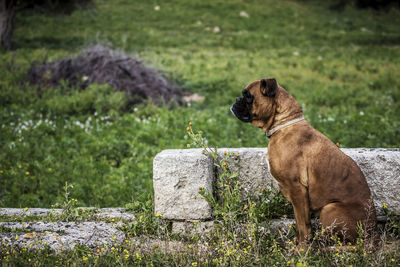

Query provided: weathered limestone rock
[96,208,136,220]
[0,208,63,216]
[152,148,400,222]
[0,207,136,221]
[0,221,124,252]
[217,148,278,193]
[0,208,137,252]
[343,149,400,215]
[153,149,214,220]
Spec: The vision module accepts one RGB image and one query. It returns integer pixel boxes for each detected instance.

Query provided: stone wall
[153,148,400,227]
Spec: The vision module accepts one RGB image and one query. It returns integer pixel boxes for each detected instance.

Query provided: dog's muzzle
[230,99,252,123]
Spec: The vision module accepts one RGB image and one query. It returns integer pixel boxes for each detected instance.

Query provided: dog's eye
[246,95,253,104]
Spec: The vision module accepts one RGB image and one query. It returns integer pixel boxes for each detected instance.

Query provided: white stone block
[343,148,400,215]
[153,149,214,220]
[153,148,400,220]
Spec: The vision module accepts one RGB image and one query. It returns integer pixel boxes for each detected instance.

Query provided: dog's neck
[263,88,304,138]
[266,116,305,138]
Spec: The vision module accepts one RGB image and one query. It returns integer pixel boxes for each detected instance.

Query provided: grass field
[1,0,399,209]
[0,0,399,264]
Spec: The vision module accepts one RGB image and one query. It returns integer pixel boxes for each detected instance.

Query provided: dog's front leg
[286,183,311,247]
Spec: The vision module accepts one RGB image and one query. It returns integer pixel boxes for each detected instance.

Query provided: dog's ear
[260,78,277,97]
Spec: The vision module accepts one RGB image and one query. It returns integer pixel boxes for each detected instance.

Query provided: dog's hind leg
[320,201,379,248]
[319,202,359,243]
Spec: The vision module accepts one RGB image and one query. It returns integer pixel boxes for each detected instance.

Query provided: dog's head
[231,78,278,129]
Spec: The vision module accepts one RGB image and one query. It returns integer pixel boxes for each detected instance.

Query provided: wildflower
[192,262,198,266]
[223,162,227,167]
[239,11,249,18]
[186,127,190,131]
[97,249,100,253]
[213,26,221,33]
[156,213,162,217]
[243,205,248,211]
[189,122,192,126]
[154,5,160,11]
[236,153,239,157]
[382,203,388,209]
[336,142,340,147]
[392,258,395,262]
[224,151,227,155]
[25,171,29,175]
[198,186,203,190]
[82,256,88,261]
[154,244,159,248]
[82,209,86,213]
[24,207,28,211]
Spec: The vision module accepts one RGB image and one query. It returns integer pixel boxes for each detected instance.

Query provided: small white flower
[213,26,220,33]
[239,11,249,18]
[317,56,323,61]
[293,51,299,56]
[196,20,202,25]
[154,5,160,11]
[359,111,364,116]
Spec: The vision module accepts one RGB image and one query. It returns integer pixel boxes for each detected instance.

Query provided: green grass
[0,0,399,221]
[1,0,400,208]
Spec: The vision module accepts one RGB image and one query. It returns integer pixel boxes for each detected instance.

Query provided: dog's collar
[266,116,305,138]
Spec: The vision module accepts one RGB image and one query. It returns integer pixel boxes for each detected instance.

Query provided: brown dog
[231,78,378,246]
